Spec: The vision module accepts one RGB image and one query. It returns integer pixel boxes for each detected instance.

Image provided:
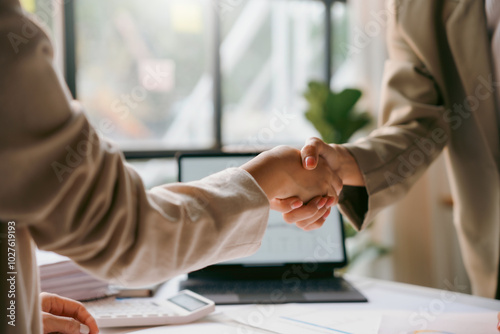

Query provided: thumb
[301,137,325,170]
[42,312,90,334]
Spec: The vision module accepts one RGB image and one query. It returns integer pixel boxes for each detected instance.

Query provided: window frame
[63,0,345,160]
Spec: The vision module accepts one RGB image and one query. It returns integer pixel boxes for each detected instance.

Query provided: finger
[282,196,328,224]
[497,312,499,331]
[295,207,331,231]
[40,293,99,334]
[270,197,303,213]
[297,208,331,231]
[325,196,337,208]
[301,137,327,170]
[42,312,89,334]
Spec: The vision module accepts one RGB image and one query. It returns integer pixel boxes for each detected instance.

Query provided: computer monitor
[178,152,347,278]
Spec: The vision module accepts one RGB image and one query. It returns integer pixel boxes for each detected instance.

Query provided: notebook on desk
[177,152,367,304]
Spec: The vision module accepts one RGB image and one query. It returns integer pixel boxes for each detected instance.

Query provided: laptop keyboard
[181,277,353,295]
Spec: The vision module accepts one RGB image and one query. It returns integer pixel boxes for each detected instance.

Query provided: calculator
[84,290,215,328]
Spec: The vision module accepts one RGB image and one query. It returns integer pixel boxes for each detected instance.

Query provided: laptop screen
[178,153,346,267]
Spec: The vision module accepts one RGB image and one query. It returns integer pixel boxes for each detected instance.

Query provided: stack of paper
[37,250,111,301]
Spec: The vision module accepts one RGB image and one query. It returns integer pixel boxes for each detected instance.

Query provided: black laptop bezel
[177,152,348,280]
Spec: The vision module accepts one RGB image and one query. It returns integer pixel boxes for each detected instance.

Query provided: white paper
[225,304,382,334]
[127,323,240,334]
[126,313,270,334]
[378,312,499,334]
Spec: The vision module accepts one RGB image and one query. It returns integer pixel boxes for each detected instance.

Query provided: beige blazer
[0,2,269,333]
[339,0,500,298]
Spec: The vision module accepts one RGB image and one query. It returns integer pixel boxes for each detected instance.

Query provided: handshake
[241,138,364,231]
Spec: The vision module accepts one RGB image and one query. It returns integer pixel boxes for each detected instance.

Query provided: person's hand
[242,145,342,203]
[497,312,499,331]
[41,292,99,334]
[300,137,364,186]
[242,146,342,230]
[270,195,336,231]
[274,138,364,228]
[269,194,335,220]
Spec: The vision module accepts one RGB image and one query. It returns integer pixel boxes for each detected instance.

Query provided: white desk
[101,274,500,333]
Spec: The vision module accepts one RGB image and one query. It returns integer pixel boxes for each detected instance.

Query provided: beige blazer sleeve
[338,1,450,229]
[0,5,269,287]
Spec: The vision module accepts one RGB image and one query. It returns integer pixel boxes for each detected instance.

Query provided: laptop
[177,152,367,304]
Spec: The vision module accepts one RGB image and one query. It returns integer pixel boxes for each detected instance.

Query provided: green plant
[304,81,371,145]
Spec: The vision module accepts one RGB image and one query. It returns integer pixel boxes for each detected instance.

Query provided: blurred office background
[23,0,470,294]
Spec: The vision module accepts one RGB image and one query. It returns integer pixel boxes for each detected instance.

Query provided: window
[21,0,65,73]
[24,0,349,162]
[220,0,326,148]
[75,0,216,151]
[69,0,349,157]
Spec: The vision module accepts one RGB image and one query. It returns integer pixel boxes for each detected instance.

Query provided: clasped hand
[242,144,343,231]
[243,138,363,231]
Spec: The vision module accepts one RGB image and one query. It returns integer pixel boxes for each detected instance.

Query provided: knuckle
[282,214,295,224]
[303,137,322,152]
[296,221,308,229]
[302,145,314,155]
[303,206,317,217]
[65,319,80,333]
[312,219,326,230]
[309,137,322,145]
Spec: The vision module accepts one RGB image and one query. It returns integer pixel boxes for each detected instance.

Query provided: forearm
[27,127,270,286]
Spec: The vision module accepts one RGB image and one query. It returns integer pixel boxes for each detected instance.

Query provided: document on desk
[225,304,381,334]
[126,323,246,334]
[378,312,499,334]
[126,313,273,334]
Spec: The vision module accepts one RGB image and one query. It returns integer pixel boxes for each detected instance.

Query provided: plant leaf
[304,111,336,143]
[324,89,362,125]
[340,113,372,143]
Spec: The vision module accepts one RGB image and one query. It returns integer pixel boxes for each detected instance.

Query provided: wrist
[241,152,281,201]
[330,144,365,186]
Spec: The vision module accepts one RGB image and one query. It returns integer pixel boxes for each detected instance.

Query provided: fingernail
[323,210,331,219]
[80,324,90,334]
[317,198,327,209]
[305,156,315,168]
[291,200,303,209]
[326,198,335,208]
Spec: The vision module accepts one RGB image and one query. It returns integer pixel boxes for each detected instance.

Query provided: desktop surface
[100,275,500,334]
